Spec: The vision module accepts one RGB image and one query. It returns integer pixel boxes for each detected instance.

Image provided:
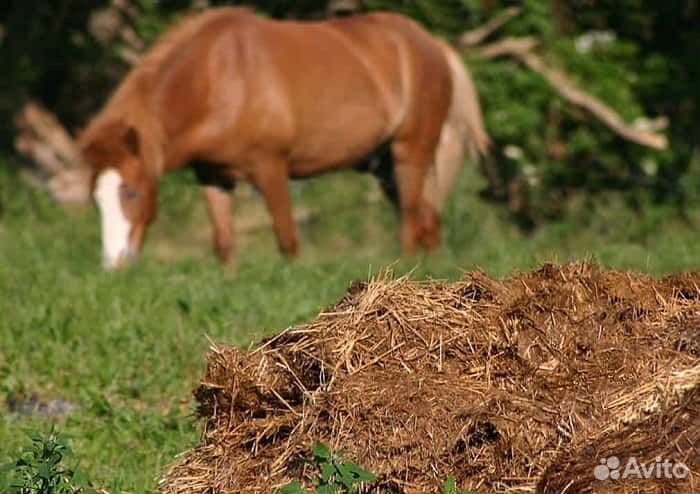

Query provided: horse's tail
[423,41,490,212]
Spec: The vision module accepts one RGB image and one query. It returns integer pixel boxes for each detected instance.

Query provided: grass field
[0,161,697,492]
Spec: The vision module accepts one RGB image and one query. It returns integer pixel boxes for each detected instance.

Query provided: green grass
[0,161,697,492]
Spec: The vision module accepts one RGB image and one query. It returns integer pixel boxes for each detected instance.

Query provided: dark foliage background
[0,0,697,220]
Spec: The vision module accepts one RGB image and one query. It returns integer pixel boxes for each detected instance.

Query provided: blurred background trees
[1,0,697,222]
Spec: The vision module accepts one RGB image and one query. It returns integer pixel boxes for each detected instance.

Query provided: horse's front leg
[250,157,299,258]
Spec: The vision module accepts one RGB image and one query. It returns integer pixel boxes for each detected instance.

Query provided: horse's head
[81,121,158,270]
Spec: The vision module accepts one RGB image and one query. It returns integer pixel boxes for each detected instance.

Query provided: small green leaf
[312,442,331,461]
[343,462,375,481]
[37,462,52,480]
[319,462,335,483]
[443,475,457,494]
[279,480,306,494]
[316,483,336,494]
[335,463,356,489]
[25,430,42,443]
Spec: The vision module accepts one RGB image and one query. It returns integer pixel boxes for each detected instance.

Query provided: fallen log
[14,102,91,204]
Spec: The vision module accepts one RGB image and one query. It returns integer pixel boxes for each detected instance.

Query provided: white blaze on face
[93,169,132,269]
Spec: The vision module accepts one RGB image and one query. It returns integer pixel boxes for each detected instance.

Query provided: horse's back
[231,12,451,171]
[142,9,452,172]
[347,12,453,139]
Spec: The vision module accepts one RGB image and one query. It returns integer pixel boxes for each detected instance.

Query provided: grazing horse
[80,7,489,269]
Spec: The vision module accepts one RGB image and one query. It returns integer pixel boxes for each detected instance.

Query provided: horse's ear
[123,126,140,156]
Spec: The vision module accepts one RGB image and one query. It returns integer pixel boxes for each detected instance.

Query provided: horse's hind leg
[250,156,299,258]
[419,202,441,249]
[391,139,440,254]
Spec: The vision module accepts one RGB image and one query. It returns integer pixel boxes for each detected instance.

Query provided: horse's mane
[126,7,253,85]
[80,7,253,148]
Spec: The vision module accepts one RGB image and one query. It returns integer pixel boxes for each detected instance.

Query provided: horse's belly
[288,137,384,177]
[287,103,389,176]
[288,153,365,177]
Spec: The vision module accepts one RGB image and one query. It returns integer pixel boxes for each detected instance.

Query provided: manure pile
[161,262,699,493]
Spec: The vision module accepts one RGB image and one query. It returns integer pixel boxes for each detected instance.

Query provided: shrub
[1,426,90,494]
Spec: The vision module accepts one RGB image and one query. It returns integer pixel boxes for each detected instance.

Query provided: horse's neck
[140,122,166,179]
[115,80,167,178]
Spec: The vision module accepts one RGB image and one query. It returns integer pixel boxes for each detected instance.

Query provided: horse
[80,7,489,269]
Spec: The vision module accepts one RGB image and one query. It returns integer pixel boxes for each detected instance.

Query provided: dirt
[6,393,81,419]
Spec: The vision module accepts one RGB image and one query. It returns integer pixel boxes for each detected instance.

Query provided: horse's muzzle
[102,246,137,270]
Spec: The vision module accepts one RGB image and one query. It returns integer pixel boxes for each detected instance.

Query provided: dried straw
[160,262,699,493]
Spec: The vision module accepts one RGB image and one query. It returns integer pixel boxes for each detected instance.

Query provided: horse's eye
[121,185,140,200]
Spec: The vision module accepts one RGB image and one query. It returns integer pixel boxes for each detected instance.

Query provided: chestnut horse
[80,7,489,269]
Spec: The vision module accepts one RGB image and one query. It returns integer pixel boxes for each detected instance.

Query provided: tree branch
[458,7,521,47]
[473,36,668,150]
